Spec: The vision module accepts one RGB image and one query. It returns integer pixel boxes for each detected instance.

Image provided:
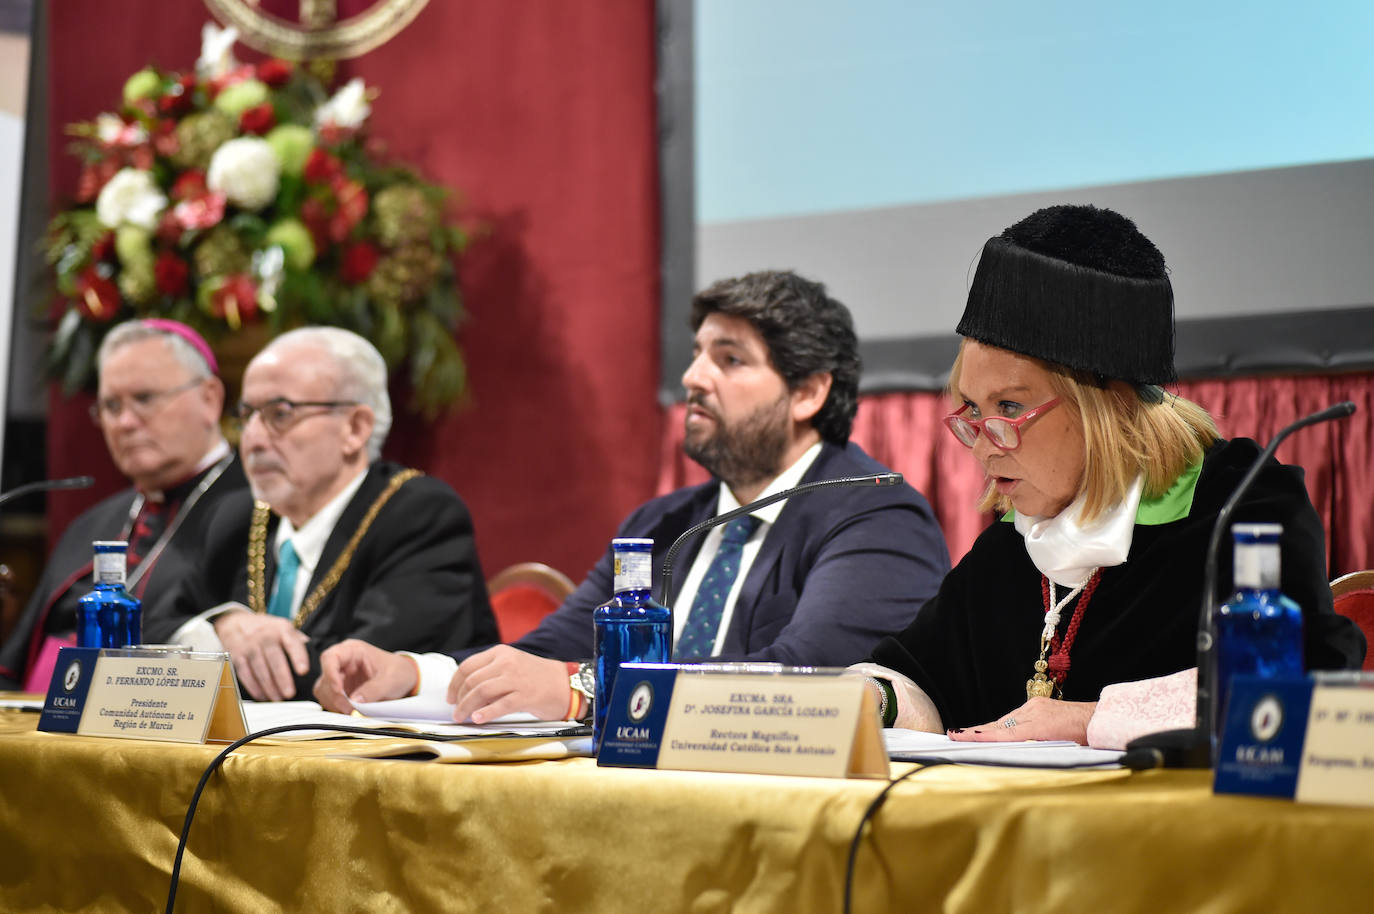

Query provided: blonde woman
[855,205,1365,746]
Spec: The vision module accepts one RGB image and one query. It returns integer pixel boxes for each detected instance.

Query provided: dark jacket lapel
[723,443,838,651]
[653,484,720,607]
[305,463,387,598]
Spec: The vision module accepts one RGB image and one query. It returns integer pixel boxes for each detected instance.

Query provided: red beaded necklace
[1026,569,1103,699]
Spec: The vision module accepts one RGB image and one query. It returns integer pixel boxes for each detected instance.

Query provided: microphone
[654,472,903,607]
[0,475,95,510]
[1126,401,1356,769]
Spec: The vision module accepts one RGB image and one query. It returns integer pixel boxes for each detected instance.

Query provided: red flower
[128,145,155,170]
[316,123,351,147]
[157,74,196,117]
[75,268,121,322]
[300,197,331,252]
[156,210,183,245]
[154,252,190,297]
[101,118,146,148]
[170,169,207,201]
[152,120,180,158]
[340,242,380,284]
[75,160,120,203]
[239,103,276,135]
[90,232,116,264]
[303,148,343,185]
[208,64,256,97]
[328,178,369,242]
[257,59,294,87]
[208,274,259,328]
[171,191,227,232]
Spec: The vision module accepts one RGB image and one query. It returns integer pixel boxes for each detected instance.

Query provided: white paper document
[883,728,1125,768]
[239,701,593,760]
[242,699,581,738]
[352,695,577,731]
[0,698,44,712]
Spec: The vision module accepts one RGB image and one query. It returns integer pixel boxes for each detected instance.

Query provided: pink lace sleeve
[1085,667,1197,750]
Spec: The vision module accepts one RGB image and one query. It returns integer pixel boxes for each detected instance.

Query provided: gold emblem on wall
[202,0,430,61]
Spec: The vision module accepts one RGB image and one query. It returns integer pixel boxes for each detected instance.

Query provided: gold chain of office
[247,469,421,627]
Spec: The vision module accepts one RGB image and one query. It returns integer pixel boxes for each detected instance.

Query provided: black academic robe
[869,438,1367,730]
[0,455,247,689]
[158,461,499,698]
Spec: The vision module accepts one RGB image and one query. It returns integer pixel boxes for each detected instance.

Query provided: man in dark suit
[161,326,497,701]
[0,319,246,691]
[315,270,950,721]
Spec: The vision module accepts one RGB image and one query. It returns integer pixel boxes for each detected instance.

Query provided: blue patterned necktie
[675,515,761,659]
[266,539,299,619]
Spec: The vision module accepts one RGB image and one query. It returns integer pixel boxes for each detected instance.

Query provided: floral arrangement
[46,23,470,414]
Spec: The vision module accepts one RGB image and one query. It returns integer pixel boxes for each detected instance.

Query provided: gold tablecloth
[1,710,1371,913]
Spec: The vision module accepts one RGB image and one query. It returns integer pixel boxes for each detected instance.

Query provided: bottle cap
[611,538,654,551]
[1231,523,1282,540]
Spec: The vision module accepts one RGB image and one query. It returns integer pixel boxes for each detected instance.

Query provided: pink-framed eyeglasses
[943,398,1061,451]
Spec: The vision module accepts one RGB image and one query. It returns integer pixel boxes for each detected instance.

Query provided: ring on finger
[1002,717,1018,728]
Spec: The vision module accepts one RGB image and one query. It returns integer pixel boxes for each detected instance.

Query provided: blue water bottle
[77,541,142,649]
[1215,523,1304,732]
[592,538,670,747]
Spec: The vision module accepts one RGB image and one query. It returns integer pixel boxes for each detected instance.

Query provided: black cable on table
[842,753,1127,914]
[164,722,589,913]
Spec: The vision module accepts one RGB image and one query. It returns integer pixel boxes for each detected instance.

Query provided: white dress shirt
[272,468,369,618]
[671,441,822,652]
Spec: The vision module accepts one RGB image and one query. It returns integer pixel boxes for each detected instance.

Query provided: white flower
[314,78,371,130]
[196,22,240,80]
[95,114,147,146]
[252,246,284,312]
[95,168,167,230]
[207,137,281,211]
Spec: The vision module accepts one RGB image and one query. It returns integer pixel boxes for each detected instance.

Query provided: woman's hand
[948,696,1097,745]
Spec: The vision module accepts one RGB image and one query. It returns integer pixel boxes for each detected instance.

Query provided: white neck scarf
[1014,476,1144,587]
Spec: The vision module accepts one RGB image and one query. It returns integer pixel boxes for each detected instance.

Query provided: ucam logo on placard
[64,659,82,692]
[1251,693,1285,743]
[613,682,655,741]
[628,682,653,722]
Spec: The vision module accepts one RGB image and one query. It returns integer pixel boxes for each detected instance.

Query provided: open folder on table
[241,700,594,763]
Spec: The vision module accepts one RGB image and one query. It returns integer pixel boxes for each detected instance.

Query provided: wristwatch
[569,661,596,723]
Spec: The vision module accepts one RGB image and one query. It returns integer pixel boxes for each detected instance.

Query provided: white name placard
[1295,682,1374,807]
[598,663,888,778]
[39,646,248,744]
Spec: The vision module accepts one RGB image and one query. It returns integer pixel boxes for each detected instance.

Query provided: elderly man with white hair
[1,319,246,691]
[164,326,497,701]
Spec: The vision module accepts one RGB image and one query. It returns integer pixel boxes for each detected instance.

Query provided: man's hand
[448,645,572,723]
[213,611,311,702]
[314,639,418,712]
[948,697,1098,745]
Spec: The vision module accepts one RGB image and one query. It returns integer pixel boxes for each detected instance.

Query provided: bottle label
[613,550,653,593]
[93,550,127,585]
[1234,542,1280,591]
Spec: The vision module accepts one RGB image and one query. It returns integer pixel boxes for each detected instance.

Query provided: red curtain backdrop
[42,2,661,584]
[659,372,1374,577]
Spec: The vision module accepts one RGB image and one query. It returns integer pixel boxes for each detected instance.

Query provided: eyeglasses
[90,379,202,425]
[234,398,358,434]
[944,398,1062,451]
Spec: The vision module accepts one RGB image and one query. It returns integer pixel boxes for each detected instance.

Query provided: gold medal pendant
[1026,658,1055,699]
